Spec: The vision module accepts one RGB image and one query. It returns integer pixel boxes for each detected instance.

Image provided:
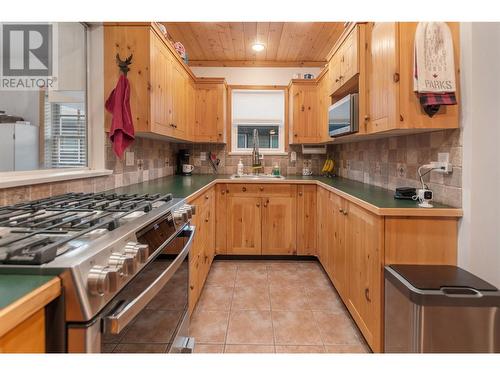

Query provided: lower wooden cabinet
[226,196,262,255]
[345,201,383,352]
[188,187,216,314]
[0,309,45,353]
[296,185,317,255]
[317,187,330,265]
[214,183,227,254]
[261,194,297,255]
[328,193,347,297]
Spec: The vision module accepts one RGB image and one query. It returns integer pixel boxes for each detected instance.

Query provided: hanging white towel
[413,22,456,93]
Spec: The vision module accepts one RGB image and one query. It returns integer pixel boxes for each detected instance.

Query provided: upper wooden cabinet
[289,80,321,144]
[328,26,359,95]
[364,22,460,134]
[104,23,227,143]
[194,79,227,143]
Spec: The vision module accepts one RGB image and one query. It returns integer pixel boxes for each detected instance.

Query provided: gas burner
[0,192,173,265]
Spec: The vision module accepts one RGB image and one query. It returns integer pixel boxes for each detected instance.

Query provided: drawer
[226,184,297,197]
[190,187,214,212]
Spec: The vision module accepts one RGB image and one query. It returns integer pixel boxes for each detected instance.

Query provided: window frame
[229,86,289,156]
[0,23,111,189]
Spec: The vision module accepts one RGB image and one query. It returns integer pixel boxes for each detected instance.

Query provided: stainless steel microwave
[328,93,359,137]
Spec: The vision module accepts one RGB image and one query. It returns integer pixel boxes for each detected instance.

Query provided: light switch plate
[200,152,207,161]
[290,151,297,162]
[438,152,450,163]
[125,151,134,166]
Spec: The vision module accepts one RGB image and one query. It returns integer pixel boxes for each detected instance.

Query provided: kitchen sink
[229,174,286,180]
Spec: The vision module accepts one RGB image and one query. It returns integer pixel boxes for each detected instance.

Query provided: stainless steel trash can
[384,264,500,353]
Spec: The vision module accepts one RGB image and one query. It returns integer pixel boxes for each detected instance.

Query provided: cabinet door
[226,196,262,254]
[328,193,347,297]
[328,52,341,94]
[291,85,319,143]
[171,62,187,139]
[150,34,173,136]
[297,185,317,255]
[215,184,227,254]
[261,195,297,255]
[366,22,399,134]
[339,27,359,84]
[317,73,331,142]
[188,252,201,315]
[195,84,223,143]
[186,79,196,139]
[345,202,383,352]
[317,187,330,268]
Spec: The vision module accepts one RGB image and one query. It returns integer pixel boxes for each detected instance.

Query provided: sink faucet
[251,129,263,175]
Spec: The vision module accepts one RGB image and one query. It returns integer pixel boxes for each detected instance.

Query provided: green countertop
[0,274,56,310]
[108,174,458,210]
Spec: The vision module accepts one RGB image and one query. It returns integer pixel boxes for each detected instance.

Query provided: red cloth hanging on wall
[105,74,135,158]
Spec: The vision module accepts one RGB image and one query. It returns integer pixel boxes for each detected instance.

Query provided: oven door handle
[104,226,195,335]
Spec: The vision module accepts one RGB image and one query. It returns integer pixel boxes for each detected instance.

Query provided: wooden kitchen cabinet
[194,79,227,143]
[215,183,227,254]
[345,201,384,352]
[226,196,262,255]
[328,193,348,297]
[328,26,359,96]
[289,80,321,144]
[316,69,331,142]
[296,185,317,256]
[261,190,297,255]
[365,22,460,134]
[317,187,330,266]
[188,187,216,314]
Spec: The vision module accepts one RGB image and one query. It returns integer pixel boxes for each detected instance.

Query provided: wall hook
[116,53,133,76]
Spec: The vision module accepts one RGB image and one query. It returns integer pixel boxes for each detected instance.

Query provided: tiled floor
[189,260,370,354]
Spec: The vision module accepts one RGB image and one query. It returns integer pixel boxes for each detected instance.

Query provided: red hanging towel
[105,74,135,158]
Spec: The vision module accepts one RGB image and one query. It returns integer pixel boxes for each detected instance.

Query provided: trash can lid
[389,265,498,291]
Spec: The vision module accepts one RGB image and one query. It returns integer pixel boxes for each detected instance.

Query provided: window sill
[0,168,113,189]
[228,151,288,156]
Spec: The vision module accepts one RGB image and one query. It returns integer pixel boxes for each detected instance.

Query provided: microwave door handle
[104,226,196,335]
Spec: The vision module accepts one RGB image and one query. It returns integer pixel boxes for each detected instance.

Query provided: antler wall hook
[116,53,133,76]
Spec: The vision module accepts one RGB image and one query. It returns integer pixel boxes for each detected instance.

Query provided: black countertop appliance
[177,149,191,175]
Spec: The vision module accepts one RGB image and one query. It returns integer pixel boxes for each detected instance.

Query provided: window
[231,89,285,154]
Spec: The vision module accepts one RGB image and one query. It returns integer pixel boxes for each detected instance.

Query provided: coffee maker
[177,149,194,176]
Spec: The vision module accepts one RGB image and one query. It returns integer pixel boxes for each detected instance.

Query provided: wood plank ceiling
[163,22,345,67]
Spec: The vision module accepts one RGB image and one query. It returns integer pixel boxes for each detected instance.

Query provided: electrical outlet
[290,151,297,162]
[200,152,207,161]
[438,152,450,163]
[125,151,134,166]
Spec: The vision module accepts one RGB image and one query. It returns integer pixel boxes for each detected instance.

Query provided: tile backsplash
[173,143,327,177]
[0,129,463,207]
[330,129,462,207]
[0,134,177,206]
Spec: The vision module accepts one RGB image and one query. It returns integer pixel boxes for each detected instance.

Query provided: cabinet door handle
[256,203,260,207]
[299,191,303,196]
[301,105,305,112]
[338,208,343,213]
[205,195,209,200]
[343,210,348,216]
[365,288,371,302]
[393,72,400,83]
[242,187,247,192]
[259,187,264,192]
[335,78,339,83]
[205,218,209,223]
[190,285,194,291]
[221,190,225,195]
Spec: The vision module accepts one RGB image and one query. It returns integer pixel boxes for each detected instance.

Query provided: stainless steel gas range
[0,191,196,353]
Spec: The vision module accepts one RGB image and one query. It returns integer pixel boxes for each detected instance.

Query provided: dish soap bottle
[272,163,280,176]
[237,159,244,176]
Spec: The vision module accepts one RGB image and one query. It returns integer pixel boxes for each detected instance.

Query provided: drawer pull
[205,195,209,200]
[190,285,194,290]
[242,187,247,192]
[260,187,264,192]
[205,218,209,223]
[343,210,348,216]
[365,288,371,302]
[256,203,260,207]
[299,191,303,196]
[338,208,343,213]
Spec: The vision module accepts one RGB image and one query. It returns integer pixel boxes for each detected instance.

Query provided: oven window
[101,236,188,353]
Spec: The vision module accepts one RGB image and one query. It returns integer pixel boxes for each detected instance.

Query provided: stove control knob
[182,206,192,219]
[88,265,112,296]
[109,252,136,275]
[124,242,149,264]
[173,210,188,225]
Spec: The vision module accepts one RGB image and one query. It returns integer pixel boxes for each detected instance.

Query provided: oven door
[68,226,195,353]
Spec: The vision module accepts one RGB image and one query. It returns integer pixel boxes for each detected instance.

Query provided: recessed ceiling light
[252,42,265,52]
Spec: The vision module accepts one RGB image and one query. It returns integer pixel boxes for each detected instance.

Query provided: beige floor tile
[232,285,271,310]
[272,310,322,346]
[226,310,274,345]
[275,345,325,353]
[211,261,238,271]
[235,267,268,287]
[313,310,362,345]
[269,284,309,311]
[194,344,224,353]
[196,285,234,311]
[189,310,230,344]
[224,344,275,353]
[113,343,167,353]
[305,285,344,312]
[324,344,370,353]
[268,268,303,287]
[266,261,300,272]
[236,261,269,271]
[205,265,237,287]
